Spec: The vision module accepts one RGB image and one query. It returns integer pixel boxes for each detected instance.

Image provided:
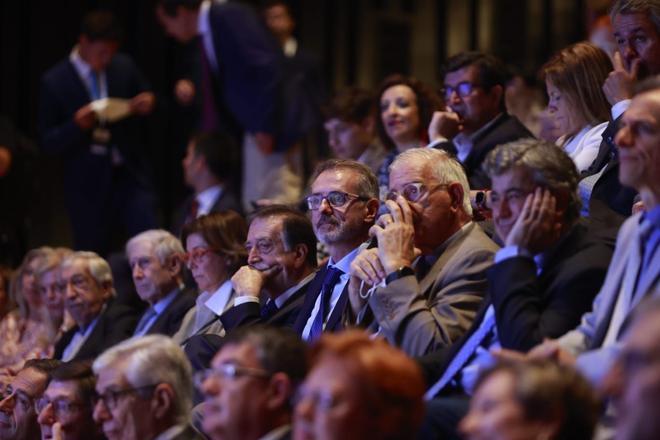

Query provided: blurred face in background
[325,117,373,160]
[545,80,585,138]
[380,85,421,149]
[185,233,229,293]
[39,269,65,325]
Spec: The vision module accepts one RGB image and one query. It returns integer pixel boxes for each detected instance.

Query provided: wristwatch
[385,266,415,285]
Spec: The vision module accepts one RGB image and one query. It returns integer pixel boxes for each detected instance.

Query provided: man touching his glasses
[349,148,498,356]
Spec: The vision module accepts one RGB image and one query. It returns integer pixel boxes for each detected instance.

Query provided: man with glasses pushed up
[196,326,307,440]
[349,148,498,356]
[293,159,380,341]
[428,52,533,189]
[92,334,204,440]
[36,361,103,440]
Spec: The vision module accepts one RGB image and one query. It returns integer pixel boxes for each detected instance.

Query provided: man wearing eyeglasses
[93,334,203,440]
[428,52,533,189]
[197,326,307,440]
[37,361,103,440]
[349,148,498,357]
[126,230,196,337]
[0,359,61,440]
[292,159,380,341]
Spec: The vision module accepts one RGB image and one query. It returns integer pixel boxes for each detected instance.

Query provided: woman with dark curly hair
[375,74,442,198]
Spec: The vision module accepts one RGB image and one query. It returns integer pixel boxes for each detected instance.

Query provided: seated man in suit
[36,361,104,440]
[524,77,660,386]
[294,159,380,341]
[196,326,307,440]
[173,131,242,236]
[420,139,612,438]
[349,148,498,357]
[126,230,195,337]
[324,87,388,174]
[183,205,317,371]
[54,252,139,361]
[0,359,61,440]
[428,51,533,189]
[38,11,156,255]
[93,335,204,440]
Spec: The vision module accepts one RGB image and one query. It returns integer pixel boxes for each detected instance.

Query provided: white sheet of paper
[90,98,132,123]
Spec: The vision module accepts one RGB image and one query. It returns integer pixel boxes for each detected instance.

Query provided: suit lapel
[292,265,328,334]
[325,283,349,332]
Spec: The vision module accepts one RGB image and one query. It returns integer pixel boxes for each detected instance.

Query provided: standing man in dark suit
[293,159,380,340]
[38,11,157,255]
[173,131,242,236]
[418,139,612,439]
[126,230,196,337]
[428,52,533,189]
[155,0,311,210]
[54,252,139,361]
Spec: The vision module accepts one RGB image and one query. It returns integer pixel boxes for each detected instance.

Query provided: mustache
[316,214,340,227]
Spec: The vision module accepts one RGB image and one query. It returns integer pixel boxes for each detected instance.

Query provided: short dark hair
[190,131,239,182]
[50,361,97,405]
[375,74,442,151]
[23,359,63,386]
[157,0,203,17]
[80,10,123,43]
[443,52,509,111]
[224,325,308,387]
[311,159,379,199]
[324,87,375,124]
[261,0,293,15]
[250,205,318,267]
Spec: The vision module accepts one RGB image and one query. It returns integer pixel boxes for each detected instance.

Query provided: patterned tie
[260,300,279,321]
[308,267,344,341]
[425,306,496,399]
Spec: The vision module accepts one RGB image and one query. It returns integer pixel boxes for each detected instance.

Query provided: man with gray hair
[126,229,195,337]
[54,252,140,361]
[418,139,613,438]
[92,335,203,440]
[349,147,498,357]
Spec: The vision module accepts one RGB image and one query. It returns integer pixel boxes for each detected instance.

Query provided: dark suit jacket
[582,117,638,231]
[54,299,140,361]
[171,189,242,237]
[418,223,613,388]
[434,113,533,189]
[292,264,351,336]
[143,288,196,337]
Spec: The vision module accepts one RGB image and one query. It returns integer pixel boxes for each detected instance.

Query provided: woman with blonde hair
[541,41,613,172]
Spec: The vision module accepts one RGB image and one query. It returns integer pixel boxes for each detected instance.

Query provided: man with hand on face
[349,148,498,357]
[0,359,61,440]
[428,52,532,189]
[293,159,380,341]
[54,252,139,362]
[38,10,156,255]
[126,230,195,337]
[417,139,612,439]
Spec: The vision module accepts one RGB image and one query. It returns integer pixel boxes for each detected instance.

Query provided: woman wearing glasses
[541,42,612,173]
[173,211,248,343]
[375,74,442,199]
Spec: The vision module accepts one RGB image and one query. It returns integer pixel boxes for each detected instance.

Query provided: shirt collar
[198,0,212,36]
[274,271,316,308]
[204,279,234,315]
[283,37,297,58]
[259,425,291,440]
[70,46,92,79]
[196,184,223,215]
[328,242,368,274]
[642,205,660,229]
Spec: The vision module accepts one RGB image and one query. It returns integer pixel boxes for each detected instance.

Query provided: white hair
[125,229,184,264]
[390,148,473,215]
[60,251,116,296]
[93,335,193,425]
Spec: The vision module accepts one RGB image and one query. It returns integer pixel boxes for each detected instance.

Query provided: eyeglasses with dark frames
[306,191,368,211]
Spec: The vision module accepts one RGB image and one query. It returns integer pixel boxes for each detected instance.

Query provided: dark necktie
[260,300,279,321]
[198,37,219,131]
[308,267,344,341]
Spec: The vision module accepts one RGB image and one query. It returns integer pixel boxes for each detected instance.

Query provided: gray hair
[390,148,473,216]
[482,138,581,224]
[93,335,193,425]
[60,251,116,296]
[311,159,379,199]
[611,0,660,34]
[125,229,184,265]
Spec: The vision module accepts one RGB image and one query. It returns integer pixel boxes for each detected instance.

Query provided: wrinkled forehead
[248,216,284,240]
[389,159,432,189]
[12,368,48,396]
[311,168,360,194]
[613,12,659,36]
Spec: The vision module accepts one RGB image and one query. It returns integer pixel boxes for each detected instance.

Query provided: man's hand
[428,109,463,142]
[231,265,272,297]
[527,338,576,366]
[603,51,640,106]
[130,92,156,116]
[0,146,12,177]
[73,104,97,131]
[174,79,196,106]
[504,188,561,254]
[372,196,421,273]
[348,248,384,315]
